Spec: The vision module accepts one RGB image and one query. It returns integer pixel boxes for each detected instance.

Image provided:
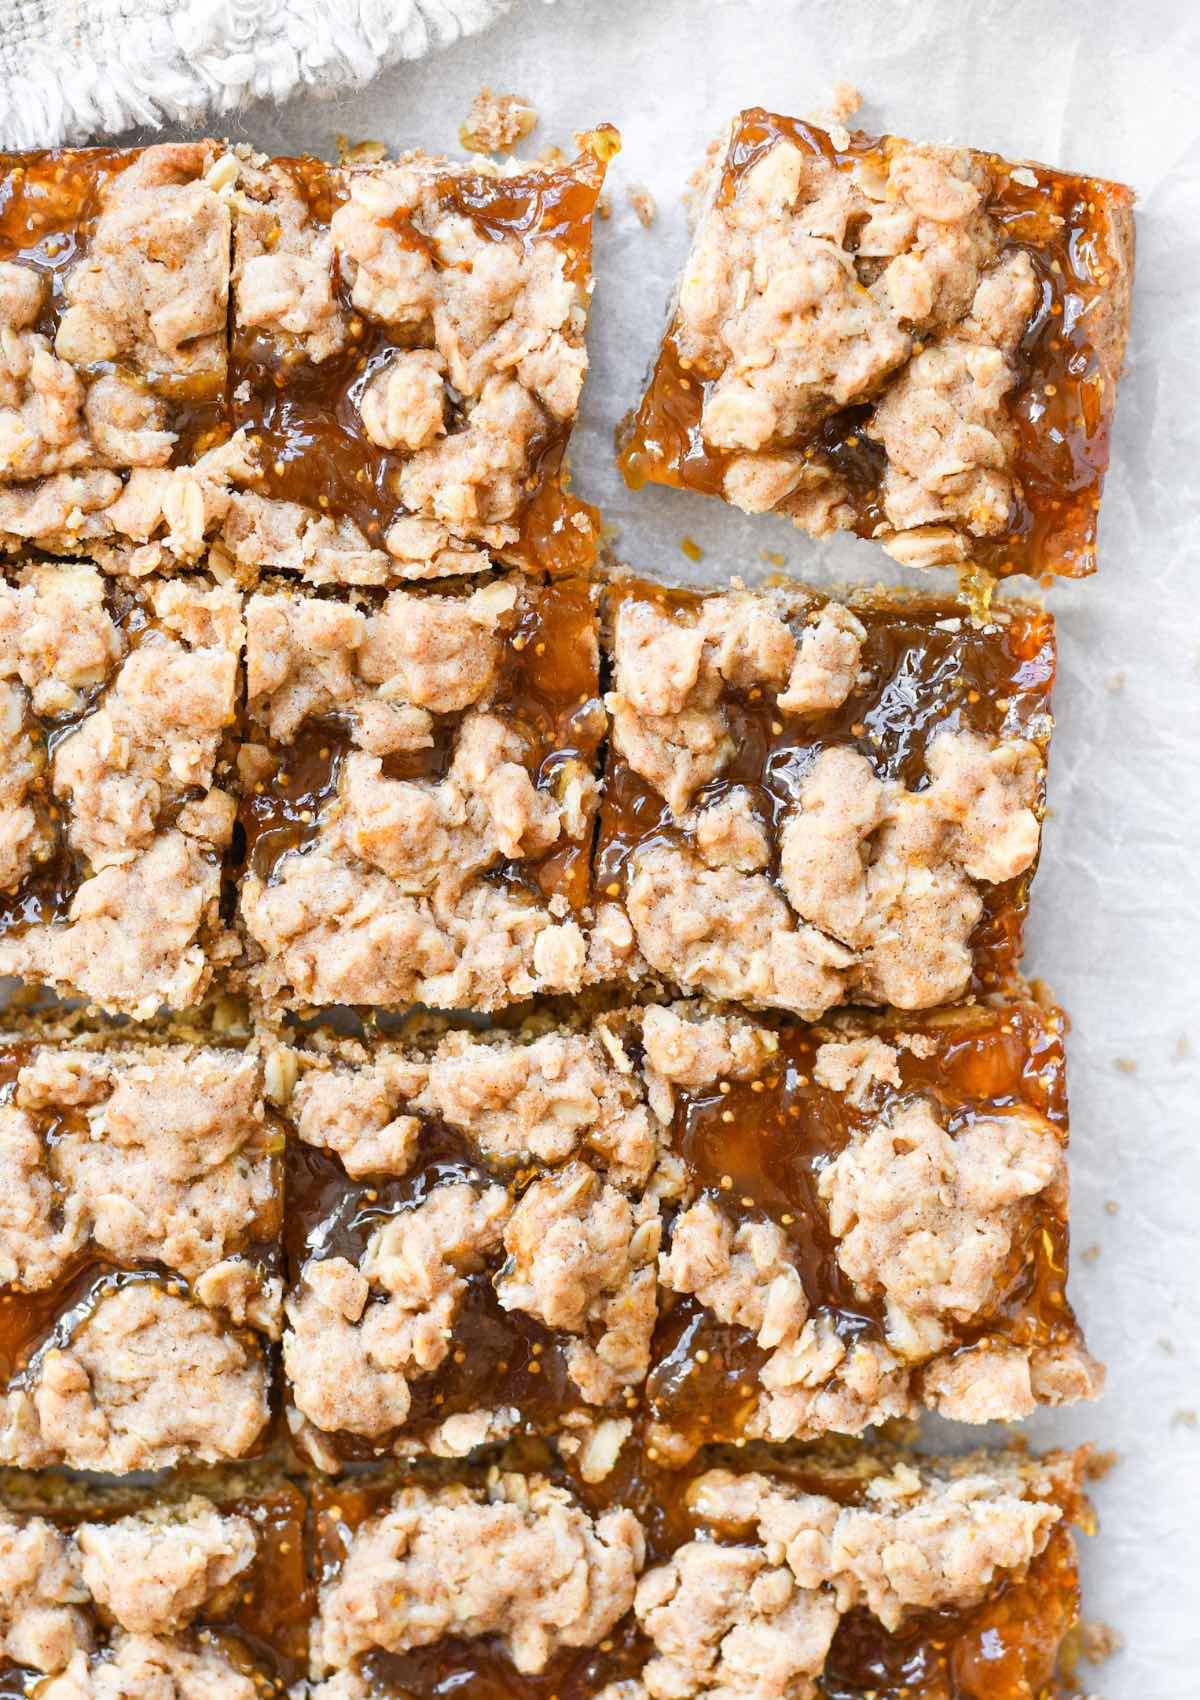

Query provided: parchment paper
[110,2,1200,1690]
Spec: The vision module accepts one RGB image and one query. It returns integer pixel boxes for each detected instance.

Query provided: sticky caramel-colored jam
[646,999,1077,1450]
[0,147,229,459]
[618,109,1133,580]
[308,1450,1082,1700]
[238,578,603,913]
[0,1482,310,1693]
[230,141,615,576]
[596,577,1055,998]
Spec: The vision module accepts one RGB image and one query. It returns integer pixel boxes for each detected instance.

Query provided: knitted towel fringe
[0,0,518,149]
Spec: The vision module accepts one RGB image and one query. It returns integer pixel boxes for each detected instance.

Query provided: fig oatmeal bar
[269,995,1097,1467]
[224,132,616,586]
[235,573,606,1013]
[0,1015,281,1473]
[0,1471,309,1696]
[595,575,1054,1019]
[619,108,1134,580]
[0,559,242,1016]
[305,1440,1093,1700]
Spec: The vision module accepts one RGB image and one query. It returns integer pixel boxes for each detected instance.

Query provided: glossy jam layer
[618,109,1133,580]
[309,1449,1083,1700]
[0,146,229,457]
[596,577,1055,997]
[239,578,603,911]
[0,1482,310,1692]
[647,999,1077,1449]
[231,141,616,576]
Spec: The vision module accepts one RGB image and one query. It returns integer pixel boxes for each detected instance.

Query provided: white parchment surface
[109,1,1199,1690]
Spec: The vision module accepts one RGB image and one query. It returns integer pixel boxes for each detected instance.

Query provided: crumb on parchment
[460,88,538,154]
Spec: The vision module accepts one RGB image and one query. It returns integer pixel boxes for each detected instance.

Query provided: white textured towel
[0,0,515,149]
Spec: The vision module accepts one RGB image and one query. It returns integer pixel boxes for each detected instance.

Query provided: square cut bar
[640,996,1098,1459]
[235,574,606,1012]
[0,559,242,1015]
[0,1472,310,1695]
[275,1010,667,1469]
[0,1016,282,1473]
[0,143,237,570]
[595,575,1054,1019]
[619,108,1134,579]
[222,132,617,586]
[271,995,1097,1468]
[305,1441,1092,1700]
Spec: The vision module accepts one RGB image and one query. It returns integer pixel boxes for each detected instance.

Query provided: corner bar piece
[619,107,1134,579]
[236,573,606,1012]
[0,143,237,573]
[0,560,242,1015]
[225,131,617,585]
[271,995,1097,1467]
[0,1472,309,1696]
[306,1442,1092,1700]
[0,1014,280,1472]
[595,575,1054,1018]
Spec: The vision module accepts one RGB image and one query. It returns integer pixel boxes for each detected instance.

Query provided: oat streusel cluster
[0,98,1132,1700]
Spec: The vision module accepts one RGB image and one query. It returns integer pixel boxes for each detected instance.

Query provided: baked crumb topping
[312,1474,644,1674]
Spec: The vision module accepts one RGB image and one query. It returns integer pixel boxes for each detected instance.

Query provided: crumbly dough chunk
[75,1502,256,1634]
[496,1161,661,1403]
[608,593,815,815]
[0,1284,270,1471]
[640,1002,778,1120]
[689,1462,1060,1629]
[37,1635,257,1700]
[0,830,226,1018]
[245,579,515,745]
[414,1028,659,1186]
[812,1037,902,1107]
[312,1474,644,1675]
[0,1513,89,1674]
[779,732,1042,1008]
[868,252,1039,540]
[0,146,247,566]
[622,726,1040,1018]
[626,843,854,1019]
[1,1047,277,1318]
[233,156,348,363]
[460,88,538,154]
[820,1099,1065,1362]
[634,1536,839,1700]
[290,1053,427,1178]
[284,1182,509,1438]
